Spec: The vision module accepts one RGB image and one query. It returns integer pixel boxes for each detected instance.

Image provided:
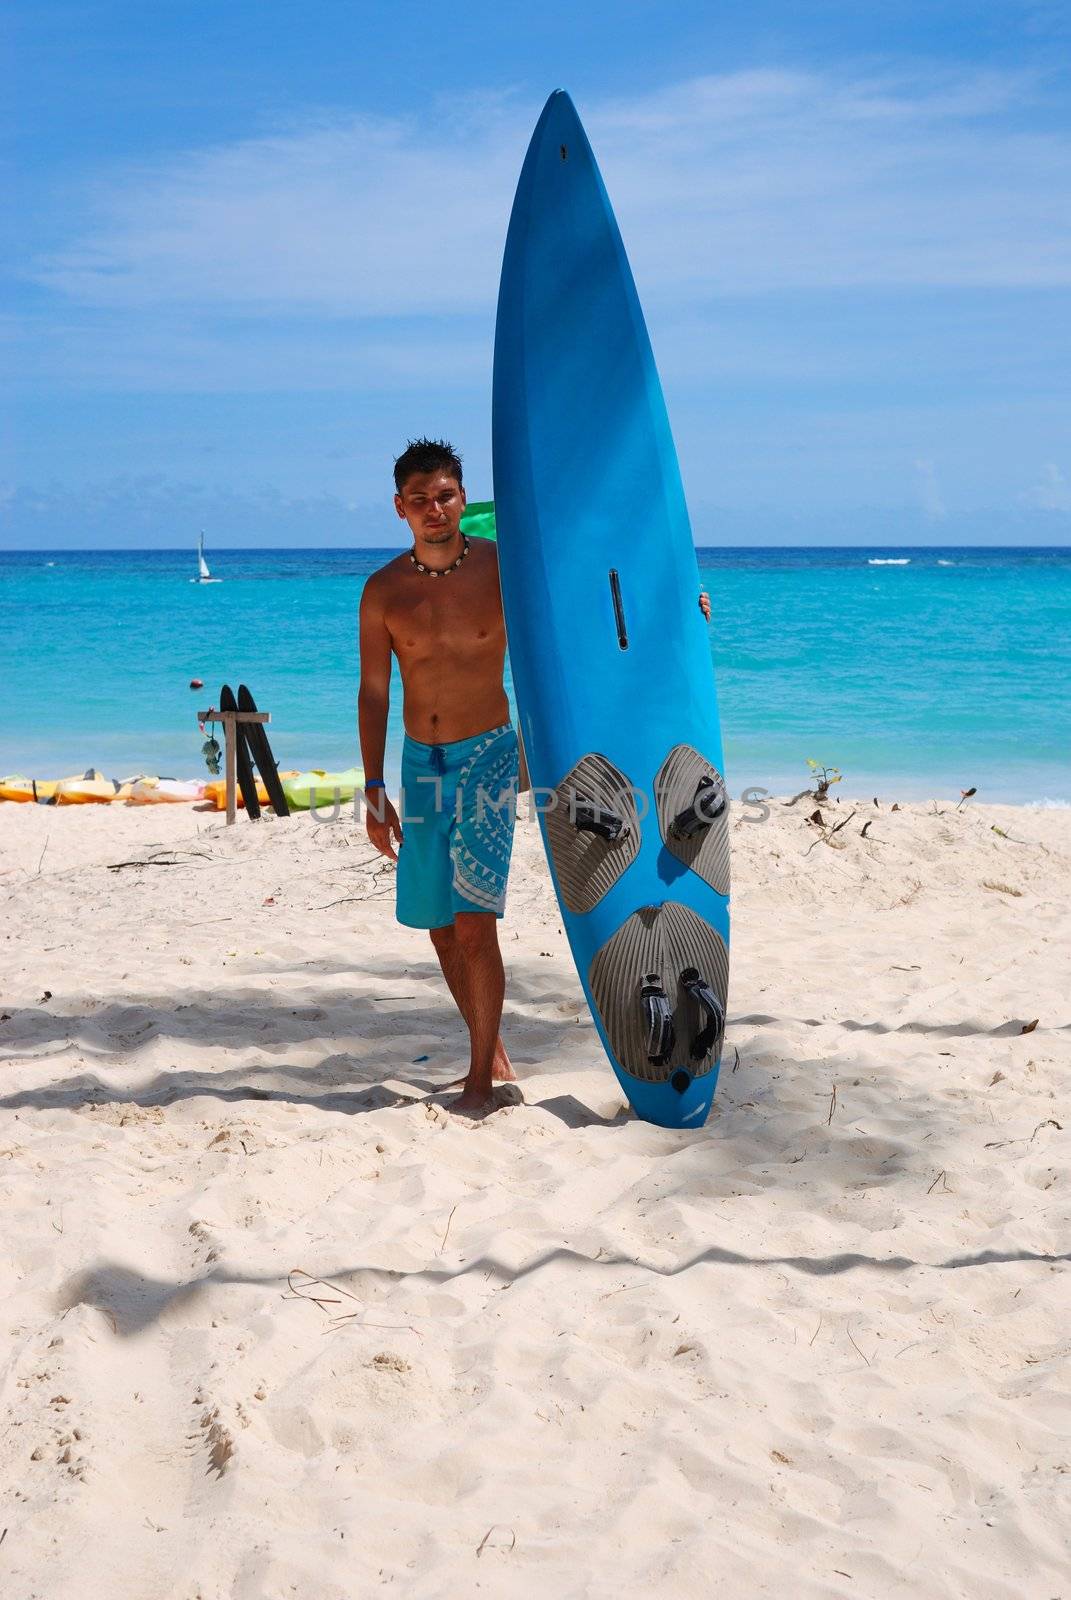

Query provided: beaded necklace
[409,535,470,577]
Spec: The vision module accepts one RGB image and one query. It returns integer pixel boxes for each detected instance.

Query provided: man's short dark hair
[393,437,464,493]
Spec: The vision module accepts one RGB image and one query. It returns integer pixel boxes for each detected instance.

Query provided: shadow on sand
[60,1240,1071,1338]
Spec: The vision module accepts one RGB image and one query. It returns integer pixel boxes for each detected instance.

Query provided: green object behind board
[460,501,496,541]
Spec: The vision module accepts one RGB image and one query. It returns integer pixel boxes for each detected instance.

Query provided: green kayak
[280,767,364,810]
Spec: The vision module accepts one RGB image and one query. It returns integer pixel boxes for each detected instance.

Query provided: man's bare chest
[385,571,505,653]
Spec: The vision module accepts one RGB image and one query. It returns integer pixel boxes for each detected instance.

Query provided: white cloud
[6,308,490,394]
[35,110,515,316]
[1021,462,1071,511]
[30,64,1071,328]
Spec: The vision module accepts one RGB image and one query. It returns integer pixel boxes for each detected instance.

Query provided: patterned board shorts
[395,723,520,929]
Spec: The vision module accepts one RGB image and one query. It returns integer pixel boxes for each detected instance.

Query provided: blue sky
[4,0,1071,547]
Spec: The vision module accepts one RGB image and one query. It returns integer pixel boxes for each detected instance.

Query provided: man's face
[394,470,466,545]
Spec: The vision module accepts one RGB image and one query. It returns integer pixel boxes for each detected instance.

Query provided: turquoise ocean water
[1,546,1068,803]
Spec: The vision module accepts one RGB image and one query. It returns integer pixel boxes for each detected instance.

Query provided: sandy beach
[1,792,1068,1598]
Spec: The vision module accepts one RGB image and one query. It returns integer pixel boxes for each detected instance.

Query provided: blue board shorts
[395,723,520,929]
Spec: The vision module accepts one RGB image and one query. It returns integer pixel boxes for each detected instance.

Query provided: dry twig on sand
[285,1268,348,1312]
[309,886,392,910]
[439,1203,459,1254]
[476,1526,516,1558]
[805,809,857,856]
[845,1324,871,1367]
[107,848,212,872]
[284,1268,422,1337]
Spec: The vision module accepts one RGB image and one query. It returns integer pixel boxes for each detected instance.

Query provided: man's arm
[358,577,403,860]
[358,577,391,781]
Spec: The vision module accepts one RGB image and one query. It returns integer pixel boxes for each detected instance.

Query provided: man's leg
[428,923,515,1084]
[452,912,506,1107]
[433,912,507,1109]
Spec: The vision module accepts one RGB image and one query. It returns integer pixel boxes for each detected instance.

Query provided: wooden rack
[197,706,270,825]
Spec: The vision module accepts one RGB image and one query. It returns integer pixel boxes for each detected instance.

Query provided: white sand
[1,793,1068,1598]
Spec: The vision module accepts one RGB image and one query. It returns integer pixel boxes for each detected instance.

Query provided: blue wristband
[365,778,386,790]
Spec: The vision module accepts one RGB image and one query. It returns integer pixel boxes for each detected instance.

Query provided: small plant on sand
[784,758,843,808]
[805,758,842,802]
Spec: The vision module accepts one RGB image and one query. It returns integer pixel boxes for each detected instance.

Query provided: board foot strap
[571,795,630,843]
[680,967,726,1060]
[670,774,728,841]
[639,973,675,1065]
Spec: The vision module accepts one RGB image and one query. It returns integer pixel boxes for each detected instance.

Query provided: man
[359,439,517,1113]
[359,437,713,1115]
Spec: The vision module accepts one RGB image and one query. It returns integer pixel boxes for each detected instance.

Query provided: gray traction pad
[654,743,731,896]
[544,753,641,914]
[588,900,729,1083]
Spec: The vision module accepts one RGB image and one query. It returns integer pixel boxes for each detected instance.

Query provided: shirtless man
[358,439,518,1113]
[359,437,713,1114]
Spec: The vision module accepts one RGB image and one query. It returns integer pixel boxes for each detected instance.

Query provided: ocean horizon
[2,544,1068,805]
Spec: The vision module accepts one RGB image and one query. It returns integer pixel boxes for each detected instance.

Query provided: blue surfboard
[493,91,731,1130]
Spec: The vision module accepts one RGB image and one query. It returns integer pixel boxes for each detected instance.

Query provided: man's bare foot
[447,1080,524,1118]
[450,1080,495,1117]
[492,1039,517,1082]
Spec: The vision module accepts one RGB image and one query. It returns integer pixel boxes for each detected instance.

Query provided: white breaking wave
[868,557,911,565]
[937,559,955,566]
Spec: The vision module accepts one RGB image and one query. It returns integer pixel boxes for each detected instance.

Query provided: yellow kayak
[0,770,120,804]
[0,776,55,803]
[204,775,268,810]
[55,770,123,804]
[202,772,299,811]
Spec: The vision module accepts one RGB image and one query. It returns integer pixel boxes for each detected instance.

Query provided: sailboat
[191,531,222,584]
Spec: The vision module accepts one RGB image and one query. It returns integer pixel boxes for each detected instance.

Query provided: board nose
[533,87,581,146]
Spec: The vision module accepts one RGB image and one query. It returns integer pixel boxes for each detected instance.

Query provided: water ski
[237,684,290,817]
